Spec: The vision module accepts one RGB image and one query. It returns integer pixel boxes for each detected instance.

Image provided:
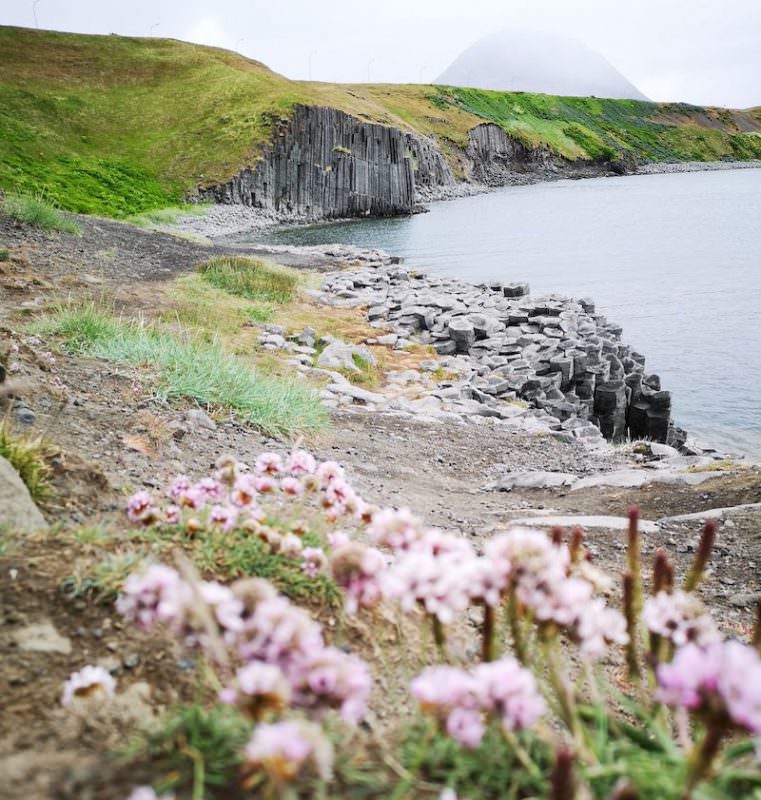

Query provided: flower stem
[482,601,496,663]
[507,591,528,665]
[683,520,717,592]
[683,722,726,798]
[430,614,447,661]
[502,726,543,783]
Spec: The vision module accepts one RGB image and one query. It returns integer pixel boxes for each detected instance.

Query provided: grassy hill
[2,25,760,218]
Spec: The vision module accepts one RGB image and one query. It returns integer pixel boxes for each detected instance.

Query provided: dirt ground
[2,211,761,798]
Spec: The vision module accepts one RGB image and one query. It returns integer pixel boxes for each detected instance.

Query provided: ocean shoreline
[175,160,761,241]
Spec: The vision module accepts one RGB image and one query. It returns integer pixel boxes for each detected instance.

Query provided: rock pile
[319,263,685,446]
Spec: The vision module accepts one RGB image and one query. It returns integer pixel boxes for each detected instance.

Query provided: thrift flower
[287,449,317,476]
[301,547,328,577]
[255,452,284,476]
[643,590,720,647]
[657,640,761,735]
[245,720,334,781]
[61,665,116,706]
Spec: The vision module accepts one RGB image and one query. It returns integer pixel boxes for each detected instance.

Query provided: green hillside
[2,25,760,218]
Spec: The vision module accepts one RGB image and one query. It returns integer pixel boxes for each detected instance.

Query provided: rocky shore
[210,245,685,451]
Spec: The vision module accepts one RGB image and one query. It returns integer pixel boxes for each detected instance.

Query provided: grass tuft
[0,246,8,261]
[127,204,208,229]
[199,256,299,304]
[137,704,250,798]
[36,305,328,438]
[0,192,81,234]
[0,418,54,502]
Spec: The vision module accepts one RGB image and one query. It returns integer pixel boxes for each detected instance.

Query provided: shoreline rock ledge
[321,262,686,447]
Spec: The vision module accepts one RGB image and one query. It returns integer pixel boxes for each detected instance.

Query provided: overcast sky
[2,0,760,107]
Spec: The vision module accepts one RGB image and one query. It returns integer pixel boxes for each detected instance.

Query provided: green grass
[60,522,340,609]
[0,246,8,261]
[35,305,328,438]
[0,192,80,234]
[136,704,250,799]
[198,256,299,304]
[0,418,54,502]
[1,26,760,218]
[436,87,761,163]
[127,203,209,229]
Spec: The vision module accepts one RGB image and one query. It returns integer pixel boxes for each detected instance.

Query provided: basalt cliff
[199,105,629,218]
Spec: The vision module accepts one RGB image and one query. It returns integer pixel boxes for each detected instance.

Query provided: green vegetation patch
[36,305,328,437]
[435,86,761,163]
[199,256,299,304]
[0,192,81,234]
[0,419,54,503]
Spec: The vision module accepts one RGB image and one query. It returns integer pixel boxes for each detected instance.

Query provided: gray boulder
[317,341,376,371]
[0,455,48,532]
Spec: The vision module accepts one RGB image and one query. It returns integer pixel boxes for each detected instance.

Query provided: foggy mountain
[436,29,648,101]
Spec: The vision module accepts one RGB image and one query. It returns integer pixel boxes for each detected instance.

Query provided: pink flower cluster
[125,451,371,538]
[117,567,372,726]
[244,719,334,781]
[643,589,720,647]
[411,657,546,747]
[656,640,761,734]
[364,510,627,659]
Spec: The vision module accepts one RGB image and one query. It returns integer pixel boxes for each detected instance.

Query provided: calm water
[246,169,761,458]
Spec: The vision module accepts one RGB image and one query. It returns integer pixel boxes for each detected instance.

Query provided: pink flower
[281,476,304,496]
[116,564,190,631]
[280,533,304,558]
[643,590,720,647]
[367,507,424,551]
[316,460,345,486]
[195,477,223,501]
[411,665,479,715]
[209,504,239,532]
[254,475,278,494]
[657,640,761,734]
[575,599,629,659]
[245,720,333,781]
[200,581,244,633]
[327,531,351,549]
[296,646,372,724]
[472,658,546,731]
[126,490,153,523]
[446,707,485,748]
[231,474,258,507]
[177,486,206,510]
[166,475,192,502]
[235,596,323,668]
[331,544,386,614]
[382,550,469,624]
[287,449,317,476]
[255,452,284,476]
[165,505,181,525]
[302,547,328,577]
[223,661,291,712]
[61,665,116,706]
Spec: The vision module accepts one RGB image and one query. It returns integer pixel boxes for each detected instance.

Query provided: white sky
[2,0,760,107]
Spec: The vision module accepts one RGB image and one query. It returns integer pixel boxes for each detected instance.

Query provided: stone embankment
[315,259,684,447]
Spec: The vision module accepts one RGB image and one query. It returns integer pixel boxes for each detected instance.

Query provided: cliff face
[199,105,455,218]
[465,123,631,185]
[198,106,630,220]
